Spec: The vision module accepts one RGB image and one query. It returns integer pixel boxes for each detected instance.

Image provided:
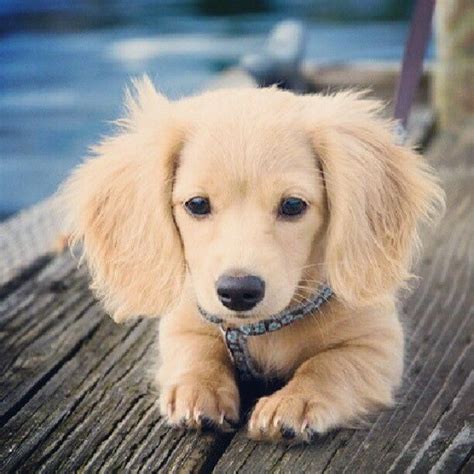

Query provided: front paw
[248,389,331,443]
[159,378,240,432]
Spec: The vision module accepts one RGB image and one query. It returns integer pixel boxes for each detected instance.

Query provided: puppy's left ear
[304,91,445,307]
[60,77,186,322]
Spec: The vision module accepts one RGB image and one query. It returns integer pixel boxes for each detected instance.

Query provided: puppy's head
[61,78,444,323]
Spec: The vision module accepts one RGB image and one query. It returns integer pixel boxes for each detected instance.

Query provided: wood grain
[0,253,232,473]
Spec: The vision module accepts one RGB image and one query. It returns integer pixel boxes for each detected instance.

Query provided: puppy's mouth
[197,293,293,325]
[198,304,267,325]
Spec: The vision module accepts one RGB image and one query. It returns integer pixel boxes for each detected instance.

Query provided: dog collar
[198,285,334,381]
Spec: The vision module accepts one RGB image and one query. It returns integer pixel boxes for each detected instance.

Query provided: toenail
[281,426,296,439]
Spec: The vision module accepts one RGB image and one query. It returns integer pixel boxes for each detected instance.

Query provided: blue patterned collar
[198,285,334,380]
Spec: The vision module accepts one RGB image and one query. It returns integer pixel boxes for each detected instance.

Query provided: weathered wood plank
[0,255,95,421]
[0,252,232,473]
[213,125,474,473]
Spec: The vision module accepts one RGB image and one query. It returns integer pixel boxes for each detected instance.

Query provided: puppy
[60,77,444,442]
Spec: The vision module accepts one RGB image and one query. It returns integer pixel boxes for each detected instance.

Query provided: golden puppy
[60,77,444,442]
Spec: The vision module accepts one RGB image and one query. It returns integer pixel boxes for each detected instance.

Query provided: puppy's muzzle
[216,274,265,311]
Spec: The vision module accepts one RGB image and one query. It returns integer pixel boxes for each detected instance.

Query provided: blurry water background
[0,0,431,220]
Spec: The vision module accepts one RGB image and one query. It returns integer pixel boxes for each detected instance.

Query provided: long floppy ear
[59,76,185,322]
[305,91,445,307]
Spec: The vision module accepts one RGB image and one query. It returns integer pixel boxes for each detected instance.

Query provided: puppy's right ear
[59,76,185,322]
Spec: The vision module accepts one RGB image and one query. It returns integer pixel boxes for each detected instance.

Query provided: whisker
[291,291,314,306]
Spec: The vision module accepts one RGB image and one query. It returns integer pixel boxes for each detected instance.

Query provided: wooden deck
[1,116,473,472]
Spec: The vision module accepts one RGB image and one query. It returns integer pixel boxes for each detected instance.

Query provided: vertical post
[434,0,474,131]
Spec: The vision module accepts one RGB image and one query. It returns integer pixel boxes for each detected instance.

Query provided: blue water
[0,2,431,219]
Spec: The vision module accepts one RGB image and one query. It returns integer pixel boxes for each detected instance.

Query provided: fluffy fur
[60,77,444,442]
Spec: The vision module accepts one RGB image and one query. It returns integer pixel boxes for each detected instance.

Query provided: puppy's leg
[156,299,239,431]
[248,327,403,442]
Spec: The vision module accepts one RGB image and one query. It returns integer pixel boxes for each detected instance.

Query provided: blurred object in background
[239,20,307,90]
[434,0,474,131]
[0,0,422,221]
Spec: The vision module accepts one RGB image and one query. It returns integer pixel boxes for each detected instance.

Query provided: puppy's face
[173,120,326,322]
[62,80,443,323]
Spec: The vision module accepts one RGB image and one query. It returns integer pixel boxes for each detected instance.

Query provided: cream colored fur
[60,77,444,442]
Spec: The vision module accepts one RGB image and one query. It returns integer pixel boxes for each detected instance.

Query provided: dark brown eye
[279,197,307,218]
[184,197,211,216]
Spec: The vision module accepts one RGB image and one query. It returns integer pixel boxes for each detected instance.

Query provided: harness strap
[199,285,334,380]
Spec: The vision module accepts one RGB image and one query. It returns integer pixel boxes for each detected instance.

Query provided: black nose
[216,275,265,311]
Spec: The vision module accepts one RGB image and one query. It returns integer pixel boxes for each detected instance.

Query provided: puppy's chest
[245,323,320,379]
